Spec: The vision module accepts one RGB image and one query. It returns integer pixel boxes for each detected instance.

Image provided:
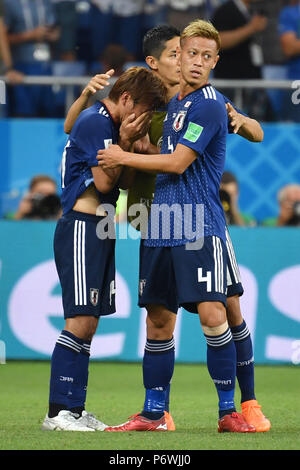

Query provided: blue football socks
[205,328,237,419]
[69,339,91,416]
[48,330,90,418]
[142,337,175,420]
[231,320,255,403]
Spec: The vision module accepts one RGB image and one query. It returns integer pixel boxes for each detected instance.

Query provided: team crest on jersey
[90,288,99,306]
[173,110,187,132]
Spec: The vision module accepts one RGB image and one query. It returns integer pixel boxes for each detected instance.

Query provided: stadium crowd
[0,0,299,120]
[1,0,300,226]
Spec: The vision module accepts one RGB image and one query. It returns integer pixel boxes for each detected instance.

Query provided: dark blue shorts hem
[64,309,115,319]
[227,283,244,298]
[138,299,178,314]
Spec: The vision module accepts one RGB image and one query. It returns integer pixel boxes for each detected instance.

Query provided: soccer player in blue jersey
[64,25,270,433]
[98,20,263,433]
[41,67,167,432]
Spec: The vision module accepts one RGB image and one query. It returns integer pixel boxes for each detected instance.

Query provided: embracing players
[97,20,270,433]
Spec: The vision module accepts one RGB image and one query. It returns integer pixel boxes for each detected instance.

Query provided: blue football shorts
[225,227,244,298]
[54,210,116,318]
[138,236,227,314]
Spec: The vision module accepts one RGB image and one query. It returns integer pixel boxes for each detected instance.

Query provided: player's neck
[101,98,121,124]
[179,80,207,99]
[166,83,180,102]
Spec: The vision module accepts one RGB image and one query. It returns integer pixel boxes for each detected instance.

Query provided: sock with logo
[205,328,237,419]
[69,340,91,416]
[48,330,84,418]
[141,338,175,420]
[231,320,255,403]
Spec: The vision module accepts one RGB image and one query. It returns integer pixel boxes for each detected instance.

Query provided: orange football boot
[241,400,271,432]
[164,411,175,431]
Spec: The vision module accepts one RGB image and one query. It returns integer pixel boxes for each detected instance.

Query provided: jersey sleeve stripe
[210,86,217,101]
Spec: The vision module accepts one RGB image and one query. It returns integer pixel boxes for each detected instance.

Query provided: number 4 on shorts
[198,268,212,292]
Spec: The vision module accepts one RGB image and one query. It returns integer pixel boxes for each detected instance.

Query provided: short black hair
[143,24,180,59]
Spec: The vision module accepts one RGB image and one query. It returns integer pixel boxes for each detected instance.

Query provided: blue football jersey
[60,101,120,215]
[145,84,228,247]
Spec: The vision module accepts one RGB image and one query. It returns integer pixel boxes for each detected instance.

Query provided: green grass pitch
[0,361,299,451]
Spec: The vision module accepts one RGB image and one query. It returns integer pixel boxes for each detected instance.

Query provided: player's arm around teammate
[64,70,115,134]
[226,102,263,142]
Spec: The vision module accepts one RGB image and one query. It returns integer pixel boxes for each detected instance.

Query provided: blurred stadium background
[1,0,300,368]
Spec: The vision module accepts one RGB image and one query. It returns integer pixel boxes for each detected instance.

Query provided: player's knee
[226,295,243,327]
[147,315,168,331]
[84,325,97,341]
[65,316,98,341]
[146,315,175,339]
[198,302,227,330]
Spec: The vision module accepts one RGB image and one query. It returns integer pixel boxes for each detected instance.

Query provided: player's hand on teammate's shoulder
[226,102,246,134]
[82,69,115,97]
[97,144,124,169]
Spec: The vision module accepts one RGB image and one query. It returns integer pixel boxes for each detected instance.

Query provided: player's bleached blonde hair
[180,19,221,51]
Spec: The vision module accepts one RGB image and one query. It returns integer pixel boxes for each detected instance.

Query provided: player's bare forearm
[64,71,114,134]
[91,165,122,194]
[226,103,263,142]
[97,144,196,175]
[121,152,177,173]
[237,117,264,142]
[64,94,90,134]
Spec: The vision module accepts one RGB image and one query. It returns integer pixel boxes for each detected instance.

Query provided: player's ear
[120,91,131,105]
[120,91,134,111]
[212,54,220,70]
[145,55,158,72]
